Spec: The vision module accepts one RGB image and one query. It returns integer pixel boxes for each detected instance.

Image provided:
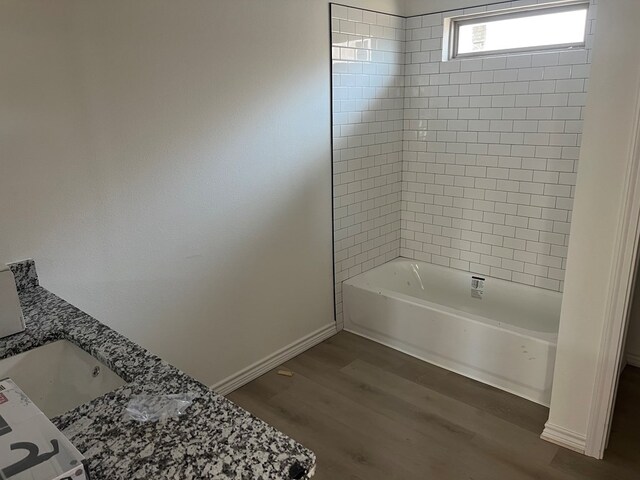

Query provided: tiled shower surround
[332,2,597,321]
[332,6,405,324]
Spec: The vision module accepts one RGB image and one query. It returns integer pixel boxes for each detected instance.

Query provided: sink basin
[0,340,126,418]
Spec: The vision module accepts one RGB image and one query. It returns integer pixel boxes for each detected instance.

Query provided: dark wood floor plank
[285,352,477,444]
[340,359,559,465]
[232,387,418,478]
[267,374,478,480]
[333,332,549,434]
[302,341,358,370]
[338,359,582,480]
[227,332,640,480]
[325,330,438,372]
[550,448,638,480]
[229,388,364,480]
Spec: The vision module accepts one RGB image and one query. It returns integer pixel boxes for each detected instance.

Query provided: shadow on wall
[331,7,406,324]
[0,0,334,386]
[625,276,640,365]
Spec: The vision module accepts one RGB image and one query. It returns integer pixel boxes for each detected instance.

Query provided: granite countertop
[1,260,316,480]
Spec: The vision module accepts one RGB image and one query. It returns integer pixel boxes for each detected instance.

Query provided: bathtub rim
[344,282,557,344]
[344,260,559,344]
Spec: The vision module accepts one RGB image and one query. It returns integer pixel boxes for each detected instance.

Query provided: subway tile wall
[332,1,597,321]
[400,1,597,292]
[331,6,405,325]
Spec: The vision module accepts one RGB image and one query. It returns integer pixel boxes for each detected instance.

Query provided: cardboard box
[0,379,89,480]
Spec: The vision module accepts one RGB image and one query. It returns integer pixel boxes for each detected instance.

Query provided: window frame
[443,1,589,61]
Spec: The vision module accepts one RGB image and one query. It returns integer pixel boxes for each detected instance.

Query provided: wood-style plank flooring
[228,332,640,479]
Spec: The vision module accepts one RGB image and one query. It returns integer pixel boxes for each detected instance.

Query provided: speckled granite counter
[1,260,316,480]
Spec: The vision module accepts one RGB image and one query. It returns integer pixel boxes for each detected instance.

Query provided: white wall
[0,0,402,387]
[545,0,640,448]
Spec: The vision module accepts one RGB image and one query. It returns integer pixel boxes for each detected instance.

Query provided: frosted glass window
[452,3,588,58]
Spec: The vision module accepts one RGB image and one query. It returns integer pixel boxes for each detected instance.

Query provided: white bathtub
[342,258,561,406]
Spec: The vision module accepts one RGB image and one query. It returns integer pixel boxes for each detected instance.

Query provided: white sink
[0,340,126,418]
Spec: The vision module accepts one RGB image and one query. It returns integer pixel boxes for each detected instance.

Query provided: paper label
[0,378,88,480]
[471,276,485,299]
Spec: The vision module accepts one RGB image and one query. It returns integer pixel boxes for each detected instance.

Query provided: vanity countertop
[1,260,315,480]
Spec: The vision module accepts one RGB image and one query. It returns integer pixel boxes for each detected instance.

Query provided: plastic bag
[124,393,197,423]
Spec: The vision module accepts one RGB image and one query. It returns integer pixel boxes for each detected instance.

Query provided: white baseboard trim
[210,322,338,396]
[541,422,587,454]
[626,352,640,368]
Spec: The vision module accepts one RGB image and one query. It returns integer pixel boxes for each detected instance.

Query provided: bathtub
[342,258,561,406]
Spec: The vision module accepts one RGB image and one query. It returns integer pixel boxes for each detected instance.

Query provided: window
[444,2,589,60]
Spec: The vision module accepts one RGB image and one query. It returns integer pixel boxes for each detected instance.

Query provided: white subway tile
[492,95,516,107]
[486,190,508,202]
[506,55,532,69]
[555,79,584,93]
[460,58,485,72]
[481,83,505,95]
[421,13,442,28]
[543,65,572,80]
[524,133,550,145]
[526,107,553,120]
[494,69,519,82]
[482,56,507,70]
[552,107,582,120]
[526,240,550,255]
[363,10,377,24]
[518,67,545,81]
[528,80,556,94]
[513,120,539,132]
[333,4,596,296]
[516,95,541,107]
[504,82,530,94]
[491,267,513,280]
[530,195,557,208]
[507,192,530,205]
[535,277,560,290]
[495,202,518,215]
[440,60,462,73]
[471,70,494,83]
[502,108,528,120]
[406,16,421,29]
[541,94,569,107]
[517,205,542,218]
[502,259,524,272]
[504,237,526,250]
[525,263,548,276]
[559,49,588,65]
[513,272,536,285]
[537,253,563,267]
[495,224,517,238]
[532,52,559,67]
[538,120,566,133]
